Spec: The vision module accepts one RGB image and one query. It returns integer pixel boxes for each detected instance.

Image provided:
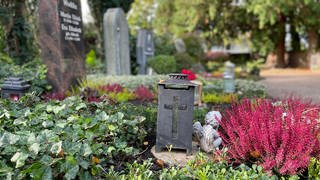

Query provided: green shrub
[201,78,266,98]
[154,34,176,56]
[87,75,167,90]
[182,34,204,60]
[148,55,177,74]
[0,58,51,94]
[174,52,196,71]
[202,93,238,104]
[85,50,104,74]
[308,157,320,179]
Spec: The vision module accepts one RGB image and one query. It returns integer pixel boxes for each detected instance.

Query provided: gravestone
[38,0,85,93]
[136,29,154,74]
[174,38,186,53]
[103,8,131,75]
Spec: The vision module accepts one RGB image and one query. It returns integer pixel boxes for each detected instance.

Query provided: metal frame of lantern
[155,74,196,155]
[0,77,30,100]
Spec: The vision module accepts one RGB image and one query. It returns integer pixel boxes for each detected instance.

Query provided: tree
[127,0,156,35]
[87,0,134,33]
[0,0,38,65]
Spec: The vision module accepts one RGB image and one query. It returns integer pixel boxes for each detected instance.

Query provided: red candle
[10,94,19,101]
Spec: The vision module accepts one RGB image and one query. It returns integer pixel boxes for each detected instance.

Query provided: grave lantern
[0,77,30,101]
[156,74,196,155]
[223,61,235,93]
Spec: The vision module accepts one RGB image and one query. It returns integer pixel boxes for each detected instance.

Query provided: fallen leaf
[58,149,64,158]
[92,156,100,164]
[250,150,261,159]
[156,159,164,168]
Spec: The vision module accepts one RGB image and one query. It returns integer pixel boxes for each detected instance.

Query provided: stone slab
[151,142,202,167]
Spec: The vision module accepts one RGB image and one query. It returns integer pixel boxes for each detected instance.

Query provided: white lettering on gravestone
[60,11,71,18]
[72,14,81,21]
[63,0,78,10]
[61,24,68,31]
[68,25,81,33]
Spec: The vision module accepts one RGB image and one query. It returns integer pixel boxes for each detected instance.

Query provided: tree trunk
[307,30,319,69]
[288,26,301,67]
[275,14,286,68]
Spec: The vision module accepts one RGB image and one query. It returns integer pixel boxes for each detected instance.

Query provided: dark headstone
[38,0,86,93]
[137,29,154,74]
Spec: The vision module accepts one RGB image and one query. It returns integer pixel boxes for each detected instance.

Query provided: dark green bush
[148,55,177,74]
[154,34,176,56]
[182,34,204,60]
[174,52,196,71]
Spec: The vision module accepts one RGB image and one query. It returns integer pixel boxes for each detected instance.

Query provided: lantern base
[155,144,192,156]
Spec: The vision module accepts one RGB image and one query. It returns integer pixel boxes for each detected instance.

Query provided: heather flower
[219,98,320,175]
[134,85,154,102]
[99,83,123,93]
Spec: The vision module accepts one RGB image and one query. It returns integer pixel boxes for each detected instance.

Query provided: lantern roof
[1,77,30,91]
[158,74,196,87]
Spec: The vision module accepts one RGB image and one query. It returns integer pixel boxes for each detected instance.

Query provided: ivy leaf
[11,152,29,168]
[53,104,66,115]
[42,167,53,180]
[29,143,41,155]
[50,141,62,155]
[81,143,92,157]
[79,159,89,169]
[0,132,20,146]
[76,103,87,111]
[42,121,54,128]
[107,146,116,153]
[108,125,116,131]
[0,109,10,119]
[64,165,79,180]
[27,133,36,144]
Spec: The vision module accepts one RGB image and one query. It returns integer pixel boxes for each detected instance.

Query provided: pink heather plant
[99,83,123,94]
[134,85,154,102]
[219,98,320,175]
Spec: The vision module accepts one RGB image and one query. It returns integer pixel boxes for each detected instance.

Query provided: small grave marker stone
[137,29,154,74]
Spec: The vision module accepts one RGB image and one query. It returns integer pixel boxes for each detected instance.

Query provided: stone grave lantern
[156,74,196,155]
[223,61,235,93]
[0,77,30,101]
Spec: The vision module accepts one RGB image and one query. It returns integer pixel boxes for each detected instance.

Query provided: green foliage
[105,153,273,179]
[308,157,320,179]
[0,96,148,179]
[154,34,176,56]
[87,0,133,33]
[174,52,196,71]
[202,93,238,104]
[87,74,167,90]
[182,34,205,60]
[201,78,266,98]
[0,58,51,94]
[128,0,156,34]
[85,50,104,74]
[148,55,177,74]
[108,91,135,103]
[129,34,139,75]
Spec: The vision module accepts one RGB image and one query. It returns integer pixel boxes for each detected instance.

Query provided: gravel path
[259,69,320,103]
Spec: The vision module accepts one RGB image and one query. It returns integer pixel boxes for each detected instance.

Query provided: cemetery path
[259,69,320,103]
